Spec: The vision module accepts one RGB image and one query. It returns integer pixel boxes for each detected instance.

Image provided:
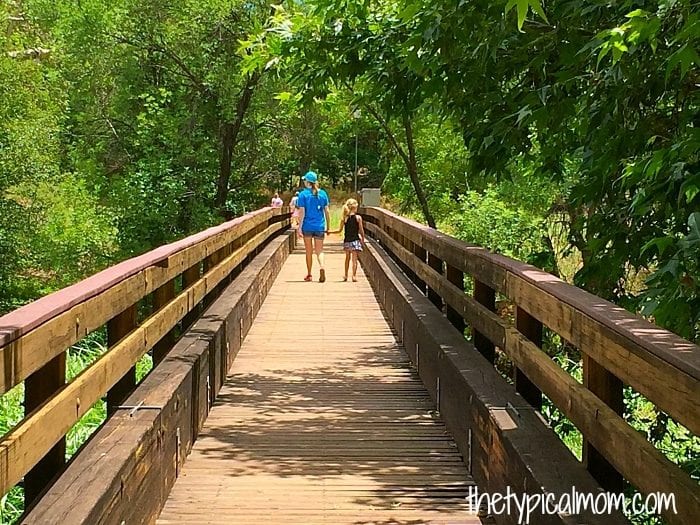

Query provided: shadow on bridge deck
[158,238,484,524]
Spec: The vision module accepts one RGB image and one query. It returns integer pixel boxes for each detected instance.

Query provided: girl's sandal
[342,276,348,282]
[319,269,326,283]
[352,276,358,282]
[304,275,312,282]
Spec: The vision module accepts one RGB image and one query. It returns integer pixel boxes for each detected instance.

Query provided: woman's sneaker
[319,269,326,283]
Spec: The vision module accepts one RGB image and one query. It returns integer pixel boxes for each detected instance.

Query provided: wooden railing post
[203,250,222,307]
[152,278,176,365]
[583,356,624,492]
[427,254,443,309]
[445,264,466,333]
[514,306,543,409]
[412,243,427,294]
[181,263,201,330]
[24,352,66,504]
[473,280,495,362]
[106,305,138,415]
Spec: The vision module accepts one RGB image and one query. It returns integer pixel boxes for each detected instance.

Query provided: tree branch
[7,48,51,60]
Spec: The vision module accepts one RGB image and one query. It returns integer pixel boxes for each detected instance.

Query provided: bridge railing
[0,207,290,506]
[361,206,699,525]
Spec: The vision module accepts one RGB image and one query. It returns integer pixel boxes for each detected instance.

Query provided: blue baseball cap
[303,171,318,183]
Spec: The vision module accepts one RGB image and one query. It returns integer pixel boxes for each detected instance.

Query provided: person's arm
[296,199,305,236]
[357,215,366,245]
[324,206,331,233]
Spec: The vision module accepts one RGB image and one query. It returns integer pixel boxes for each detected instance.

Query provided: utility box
[360,188,381,207]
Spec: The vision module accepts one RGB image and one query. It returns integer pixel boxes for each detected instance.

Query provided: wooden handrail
[0,207,290,504]
[361,206,699,525]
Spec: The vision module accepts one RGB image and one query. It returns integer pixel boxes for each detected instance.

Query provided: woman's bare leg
[314,237,325,269]
[314,236,326,281]
[303,235,313,276]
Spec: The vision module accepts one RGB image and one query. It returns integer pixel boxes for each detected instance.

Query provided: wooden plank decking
[158,240,481,524]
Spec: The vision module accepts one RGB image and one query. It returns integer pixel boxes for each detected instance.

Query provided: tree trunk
[214,71,261,213]
[403,115,436,228]
[364,105,435,228]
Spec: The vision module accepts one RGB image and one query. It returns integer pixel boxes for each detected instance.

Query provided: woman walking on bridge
[296,171,330,282]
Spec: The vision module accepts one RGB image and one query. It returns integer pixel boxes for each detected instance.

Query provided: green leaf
[666,44,700,81]
[529,0,549,24]
[689,212,700,240]
[505,0,548,30]
[641,237,675,257]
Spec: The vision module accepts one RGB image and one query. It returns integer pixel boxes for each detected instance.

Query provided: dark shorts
[302,230,325,239]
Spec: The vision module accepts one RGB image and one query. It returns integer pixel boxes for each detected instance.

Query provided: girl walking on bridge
[334,198,366,282]
[296,171,330,282]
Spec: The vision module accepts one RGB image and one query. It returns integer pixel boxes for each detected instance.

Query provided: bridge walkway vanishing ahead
[4,206,698,525]
[158,241,482,524]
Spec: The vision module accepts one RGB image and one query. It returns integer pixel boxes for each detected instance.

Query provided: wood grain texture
[158,240,482,525]
[21,233,293,525]
[0,222,289,498]
[360,240,626,525]
[362,211,700,436]
[0,211,289,394]
[363,225,698,524]
[0,207,285,346]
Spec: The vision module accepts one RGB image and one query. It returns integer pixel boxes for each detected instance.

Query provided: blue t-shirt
[297,188,329,232]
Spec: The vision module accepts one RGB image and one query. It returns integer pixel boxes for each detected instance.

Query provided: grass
[0,331,154,525]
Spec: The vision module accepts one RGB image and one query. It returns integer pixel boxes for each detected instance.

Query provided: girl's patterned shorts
[343,240,363,252]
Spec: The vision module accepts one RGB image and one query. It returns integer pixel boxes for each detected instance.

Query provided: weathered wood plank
[158,240,479,525]
[363,212,700,435]
[0,208,280,346]
[505,274,700,435]
[504,326,698,525]
[21,233,293,525]
[361,238,625,525]
[0,211,288,394]
[0,222,286,496]
[365,223,699,524]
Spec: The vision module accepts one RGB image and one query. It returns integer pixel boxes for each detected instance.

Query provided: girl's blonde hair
[342,198,359,219]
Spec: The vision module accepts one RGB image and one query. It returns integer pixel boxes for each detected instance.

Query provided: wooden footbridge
[0,207,698,524]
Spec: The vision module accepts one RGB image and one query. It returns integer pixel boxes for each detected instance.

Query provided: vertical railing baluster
[514,306,543,409]
[182,263,201,330]
[427,253,443,309]
[446,264,466,334]
[24,352,67,504]
[583,356,624,491]
[412,243,427,294]
[153,279,176,365]
[473,280,495,362]
[106,305,138,415]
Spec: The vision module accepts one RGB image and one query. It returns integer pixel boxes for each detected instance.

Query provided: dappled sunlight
[159,246,483,524]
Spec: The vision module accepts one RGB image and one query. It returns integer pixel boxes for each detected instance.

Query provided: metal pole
[354,133,358,193]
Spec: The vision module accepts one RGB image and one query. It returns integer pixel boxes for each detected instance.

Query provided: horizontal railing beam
[0,208,288,394]
[363,209,700,435]
[364,220,700,525]
[0,216,289,498]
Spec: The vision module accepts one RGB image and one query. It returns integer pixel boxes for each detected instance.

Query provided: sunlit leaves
[504,0,548,31]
